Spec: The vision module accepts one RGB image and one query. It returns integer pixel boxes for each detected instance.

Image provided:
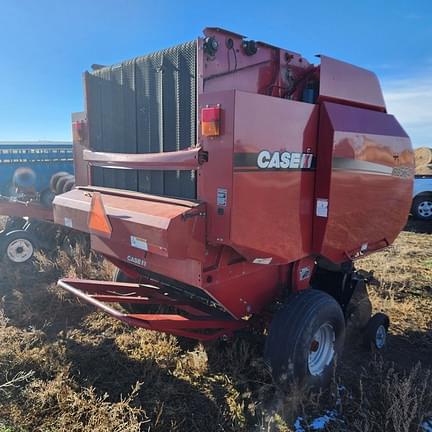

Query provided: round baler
[53,27,414,389]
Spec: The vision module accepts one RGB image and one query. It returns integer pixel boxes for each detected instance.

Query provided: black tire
[4,217,26,232]
[1,230,37,264]
[412,196,432,221]
[50,171,70,193]
[62,177,75,194]
[40,188,56,208]
[55,175,74,195]
[265,289,345,390]
[363,313,389,351]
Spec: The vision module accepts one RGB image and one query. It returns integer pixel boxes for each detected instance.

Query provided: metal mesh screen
[86,40,197,199]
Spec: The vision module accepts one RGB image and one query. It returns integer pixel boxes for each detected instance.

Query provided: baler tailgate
[53,187,206,261]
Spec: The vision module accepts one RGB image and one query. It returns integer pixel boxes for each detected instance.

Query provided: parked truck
[52,28,414,389]
[0,141,74,263]
[412,175,432,220]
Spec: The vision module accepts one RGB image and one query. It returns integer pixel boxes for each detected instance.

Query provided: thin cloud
[382,74,432,147]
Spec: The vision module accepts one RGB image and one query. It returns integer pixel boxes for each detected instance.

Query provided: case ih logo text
[257,151,315,170]
[127,255,146,267]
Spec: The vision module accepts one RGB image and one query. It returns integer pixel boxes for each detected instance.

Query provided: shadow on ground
[404,218,432,234]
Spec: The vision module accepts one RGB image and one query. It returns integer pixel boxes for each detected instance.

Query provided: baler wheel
[363,312,389,351]
[265,289,345,390]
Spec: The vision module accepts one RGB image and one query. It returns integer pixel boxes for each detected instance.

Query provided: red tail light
[72,120,87,143]
[201,106,221,137]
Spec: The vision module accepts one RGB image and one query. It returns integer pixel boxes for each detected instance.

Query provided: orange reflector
[88,192,112,238]
[201,106,221,136]
[72,119,86,142]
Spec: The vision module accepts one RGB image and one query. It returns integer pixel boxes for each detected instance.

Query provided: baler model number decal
[257,151,315,169]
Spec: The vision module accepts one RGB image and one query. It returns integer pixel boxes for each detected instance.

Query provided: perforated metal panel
[86,40,197,199]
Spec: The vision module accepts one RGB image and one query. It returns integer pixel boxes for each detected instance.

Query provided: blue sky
[0,0,430,146]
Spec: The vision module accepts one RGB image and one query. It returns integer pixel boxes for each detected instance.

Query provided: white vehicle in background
[412,176,432,220]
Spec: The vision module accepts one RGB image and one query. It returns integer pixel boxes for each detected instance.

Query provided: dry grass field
[0,217,431,431]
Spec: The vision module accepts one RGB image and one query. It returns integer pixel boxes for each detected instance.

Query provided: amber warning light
[201,106,221,136]
[88,192,112,238]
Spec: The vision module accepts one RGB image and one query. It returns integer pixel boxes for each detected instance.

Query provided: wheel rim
[418,200,432,217]
[375,324,387,349]
[308,323,335,376]
[6,239,34,263]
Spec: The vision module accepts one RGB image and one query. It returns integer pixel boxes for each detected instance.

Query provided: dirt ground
[0,218,431,432]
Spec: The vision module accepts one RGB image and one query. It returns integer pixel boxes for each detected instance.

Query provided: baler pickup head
[58,278,247,341]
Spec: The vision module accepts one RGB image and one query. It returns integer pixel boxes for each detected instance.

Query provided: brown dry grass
[0,221,430,431]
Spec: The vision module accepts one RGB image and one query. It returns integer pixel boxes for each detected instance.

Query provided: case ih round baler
[53,28,414,388]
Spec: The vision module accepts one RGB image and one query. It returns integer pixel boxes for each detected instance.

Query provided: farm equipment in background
[53,27,414,389]
[0,142,75,263]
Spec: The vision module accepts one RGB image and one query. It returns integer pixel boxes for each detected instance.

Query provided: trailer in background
[0,141,74,263]
[0,141,73,196]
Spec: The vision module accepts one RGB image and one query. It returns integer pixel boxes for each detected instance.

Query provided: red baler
[53,28,413,388]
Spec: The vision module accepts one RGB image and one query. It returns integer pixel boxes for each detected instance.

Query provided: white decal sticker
[257,150,271,168]
[127,255,146,267]
[289,152,301,168]
[217,188,227,207]
[299,266,311,280]
[64,217,73,228]
[130,236,148,251]
[300,153,314,168]
[316,198,329,218]
[257,150,315,170]
[268,152,280,168]
[253,257,273,265]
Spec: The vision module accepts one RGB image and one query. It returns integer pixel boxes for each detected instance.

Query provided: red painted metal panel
[203,262,282,317]
[93,235,204,288]
[83,146,202,170]
[198,91,235,244]
[0,199,53,221]
[53,188,206,261]
[230,92,318,264]
[71,112,89,187]
[313,102,414,263]
[95,234,283,319]
[319,56,386,111]
[201,28,311,98]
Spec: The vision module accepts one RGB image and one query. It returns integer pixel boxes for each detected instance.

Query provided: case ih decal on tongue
[257,151,315,170]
